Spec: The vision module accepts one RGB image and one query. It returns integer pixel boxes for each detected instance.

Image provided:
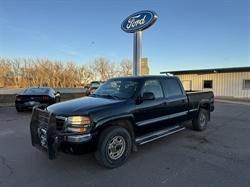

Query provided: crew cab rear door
[160,77,189,125]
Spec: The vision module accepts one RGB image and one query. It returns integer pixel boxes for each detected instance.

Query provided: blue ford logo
[121,10,158,33]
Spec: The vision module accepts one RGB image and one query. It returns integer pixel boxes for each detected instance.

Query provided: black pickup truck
[30,75,214,168]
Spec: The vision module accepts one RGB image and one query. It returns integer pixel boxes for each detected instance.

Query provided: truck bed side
[186,91,214,120]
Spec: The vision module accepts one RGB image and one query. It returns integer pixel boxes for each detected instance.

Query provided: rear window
[25,88,49,94]
[90,82,100,87]
[162,78,183,97]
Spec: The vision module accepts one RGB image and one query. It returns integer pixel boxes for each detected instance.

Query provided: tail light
[90,89,96,94]
[211,97,214,103]
[16,95,22,100]
[42,96,49,100]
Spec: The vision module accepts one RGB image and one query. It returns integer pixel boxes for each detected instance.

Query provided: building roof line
[160,66,250,75]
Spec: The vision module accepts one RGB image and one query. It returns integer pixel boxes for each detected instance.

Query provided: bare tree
[119,58,133,76]
[52,60,64,88]
[92,57,119,81]
[0,57,133,88]
[0,59,12,87]
[10,58,23,87]
[81,63,95,86]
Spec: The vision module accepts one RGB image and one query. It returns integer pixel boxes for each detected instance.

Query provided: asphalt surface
[0,101,249,187]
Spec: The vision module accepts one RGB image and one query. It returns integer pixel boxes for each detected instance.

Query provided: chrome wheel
[95,126,131,168]
[199,113,206,127]
[107,135,126,160]
[192,108,208,131]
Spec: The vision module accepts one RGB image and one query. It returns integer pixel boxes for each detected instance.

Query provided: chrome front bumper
[62,133,92,143]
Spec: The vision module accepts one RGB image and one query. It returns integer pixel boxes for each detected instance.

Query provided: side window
[162,78,183,97]
[243,79,250,90]
[203,80,213,89]
[51,89,56,95]
[142,79,164,98]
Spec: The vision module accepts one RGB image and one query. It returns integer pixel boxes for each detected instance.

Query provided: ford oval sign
[121,10,158,33]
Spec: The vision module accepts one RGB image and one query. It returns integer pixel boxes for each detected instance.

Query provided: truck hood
[46,96,126,114]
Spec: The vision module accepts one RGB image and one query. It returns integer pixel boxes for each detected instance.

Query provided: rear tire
[192,108,208,131]
[15,106,23,112]
[95,126,131,169]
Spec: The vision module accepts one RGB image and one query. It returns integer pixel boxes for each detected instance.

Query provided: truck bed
[186,90,215,120]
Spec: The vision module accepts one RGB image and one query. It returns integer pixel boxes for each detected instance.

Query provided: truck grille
[31,106,67,132]
[35,109,50,129]
[34,111,66,132]
[56,116,66,131]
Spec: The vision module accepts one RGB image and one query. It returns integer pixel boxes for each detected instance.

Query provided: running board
[135,125,185,145]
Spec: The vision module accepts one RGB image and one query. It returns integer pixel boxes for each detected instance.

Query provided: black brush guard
[30,105,60,159]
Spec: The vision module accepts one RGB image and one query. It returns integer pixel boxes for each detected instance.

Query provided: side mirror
[135,92,155,105]
[142,92,155,100]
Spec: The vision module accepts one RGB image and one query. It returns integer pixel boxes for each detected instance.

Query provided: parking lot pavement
[0,102,249,187]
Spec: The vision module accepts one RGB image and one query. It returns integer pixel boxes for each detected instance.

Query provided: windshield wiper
[90,93,100,97]
[102,94,118,99]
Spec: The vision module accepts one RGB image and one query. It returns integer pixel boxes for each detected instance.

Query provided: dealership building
[160,66,250,99]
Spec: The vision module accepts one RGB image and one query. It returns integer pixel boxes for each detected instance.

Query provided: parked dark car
[15,87,60,112]
[85,81,104,96]
[30,75,214,168]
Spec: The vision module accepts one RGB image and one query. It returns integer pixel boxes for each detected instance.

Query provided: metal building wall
[176,72,250,98]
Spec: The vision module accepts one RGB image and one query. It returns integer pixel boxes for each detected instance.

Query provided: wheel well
[200,103,210,111]
[98,119,137,152]
[199,103,211,120]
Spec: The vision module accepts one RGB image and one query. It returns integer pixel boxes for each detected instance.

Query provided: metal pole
[133,31,142,76]
[89,42,94,62]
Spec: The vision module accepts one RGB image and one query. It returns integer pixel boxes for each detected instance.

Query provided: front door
[134,79,168,135]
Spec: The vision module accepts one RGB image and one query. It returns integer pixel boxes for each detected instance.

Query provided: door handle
[163,102,169,106]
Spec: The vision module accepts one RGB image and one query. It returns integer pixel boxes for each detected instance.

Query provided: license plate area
[38,127,47,148]
[29,101,35,105]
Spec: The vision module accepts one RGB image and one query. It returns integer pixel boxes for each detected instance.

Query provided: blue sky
[1,0,249,75]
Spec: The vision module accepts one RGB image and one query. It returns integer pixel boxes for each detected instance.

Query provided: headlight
[66,116,91,133]
[67,116,90,125]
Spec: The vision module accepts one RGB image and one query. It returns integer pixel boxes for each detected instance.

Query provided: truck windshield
[93,78,140,99]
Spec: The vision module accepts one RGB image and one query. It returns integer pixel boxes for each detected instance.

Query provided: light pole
[89,42,94,63]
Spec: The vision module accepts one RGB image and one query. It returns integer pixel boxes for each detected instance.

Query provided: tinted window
[90,82,100,87]
[94,78,140,99]
[203,80,213,89]
[142,79,163,98]
[51,89,56,95]
[162,78,183,97]
[243,79,250,90]
[25,88,49,94]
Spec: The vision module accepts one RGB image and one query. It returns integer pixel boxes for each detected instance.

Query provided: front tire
[95,126,131,169]
[192,108,208,131]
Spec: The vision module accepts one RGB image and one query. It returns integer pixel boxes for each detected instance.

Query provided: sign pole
[133,31,142,76]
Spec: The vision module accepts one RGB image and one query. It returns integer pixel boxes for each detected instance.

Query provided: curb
[215,99,250,105]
